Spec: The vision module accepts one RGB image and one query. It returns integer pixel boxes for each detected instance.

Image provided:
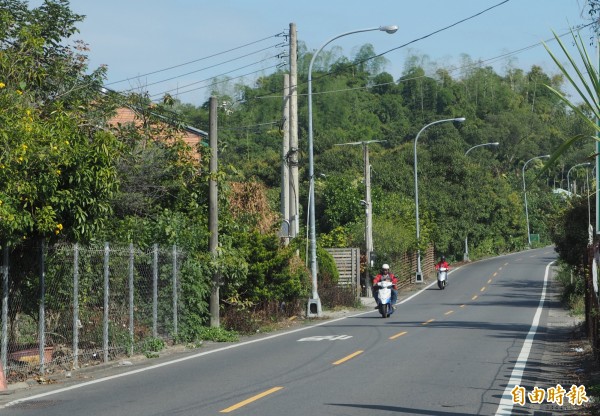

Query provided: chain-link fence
[1,242,185,383]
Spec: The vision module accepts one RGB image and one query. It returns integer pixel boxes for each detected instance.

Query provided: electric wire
[373,0,511,59]
[122,45,281,92]
[220,120,281,132]
[148,62,282,100]
[105,33,286,87]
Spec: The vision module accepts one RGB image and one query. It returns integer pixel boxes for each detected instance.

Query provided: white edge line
[493,260,553,416]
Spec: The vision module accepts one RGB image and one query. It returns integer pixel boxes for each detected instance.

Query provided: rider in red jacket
[372,263,398,309]
[435,256,450,271]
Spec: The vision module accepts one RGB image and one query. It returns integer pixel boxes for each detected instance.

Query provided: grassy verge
[556,262,600,414]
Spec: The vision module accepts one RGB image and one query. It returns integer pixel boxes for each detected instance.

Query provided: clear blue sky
[56,0,593,105]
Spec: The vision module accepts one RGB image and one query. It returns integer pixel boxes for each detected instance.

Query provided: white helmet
[382,264,390,270]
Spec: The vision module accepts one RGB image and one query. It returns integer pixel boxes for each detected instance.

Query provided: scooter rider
[436,256,451,283]
[372,264,398,309]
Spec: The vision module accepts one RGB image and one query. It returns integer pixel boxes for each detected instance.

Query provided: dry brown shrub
[228,181,279,233]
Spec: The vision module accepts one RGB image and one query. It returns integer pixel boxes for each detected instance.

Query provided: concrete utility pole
[281,74,290,244]
[209,96,220,327]
[288,22,299,239]
[363,143,373,296]
[335,140,385,296]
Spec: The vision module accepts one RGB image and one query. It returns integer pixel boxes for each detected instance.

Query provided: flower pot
[8,346,53,364]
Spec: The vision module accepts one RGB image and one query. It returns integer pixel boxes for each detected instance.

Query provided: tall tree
[0,0,120,244]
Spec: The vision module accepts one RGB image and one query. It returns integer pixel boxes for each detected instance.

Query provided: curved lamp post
[567,162,591,195]
[522,154,550,246]
[465,142,500,155]
[462,142,500,261]
[307,25,398,316]
[414,117,466,282]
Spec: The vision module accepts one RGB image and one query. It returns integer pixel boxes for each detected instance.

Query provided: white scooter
[437,267,448,290]
[376,280,395,318]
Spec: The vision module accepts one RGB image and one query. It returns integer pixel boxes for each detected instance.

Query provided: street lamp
[522,154,550,246]
[307,25,398,316]
[413,117,466,282]
[463,142,500,261]
[465,142,500,155]
[567,162,592,195]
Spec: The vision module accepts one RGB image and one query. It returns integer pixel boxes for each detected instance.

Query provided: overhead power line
[220,120,281,132]
[124,46,286,93]
[374,0,511,59]
[149,63,282,100]
[106,32,286,87]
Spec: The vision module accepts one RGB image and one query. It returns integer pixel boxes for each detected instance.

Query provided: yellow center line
[488,279,492,284]
[480,286,486,292]
[460,304,466,308]
[498,267,502,271]
[472,295,478,300]
[333,350,363,365]
[422,318,435,325]
[445,310,454,316]
[389,331,407,340]
[504,262,509,266]
[220,387,284,413]
[493,272,498,277]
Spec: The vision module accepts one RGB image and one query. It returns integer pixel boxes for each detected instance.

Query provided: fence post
[153,244,158,339]
[39,238,46,373]
[103,242,110,363]
[1,245,8,374]
[73,243,79,369]
[172,244,178,338]
[129,243,134,357]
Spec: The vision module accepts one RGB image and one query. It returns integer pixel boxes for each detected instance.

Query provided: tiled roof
[107,107,208,150]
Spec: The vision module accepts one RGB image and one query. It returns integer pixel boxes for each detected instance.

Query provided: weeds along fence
[1,242,185,383]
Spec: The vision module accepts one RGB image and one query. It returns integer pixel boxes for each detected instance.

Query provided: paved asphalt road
[0,247,590,415]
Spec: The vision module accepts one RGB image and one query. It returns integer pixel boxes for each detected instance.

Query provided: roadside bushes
[548,196,593,269]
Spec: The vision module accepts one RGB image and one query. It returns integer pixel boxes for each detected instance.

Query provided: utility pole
[209,96,220,327]
[281,74,290,244]
[334,140,385,296]
[288,22,299,239]
[364,142,373,291]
